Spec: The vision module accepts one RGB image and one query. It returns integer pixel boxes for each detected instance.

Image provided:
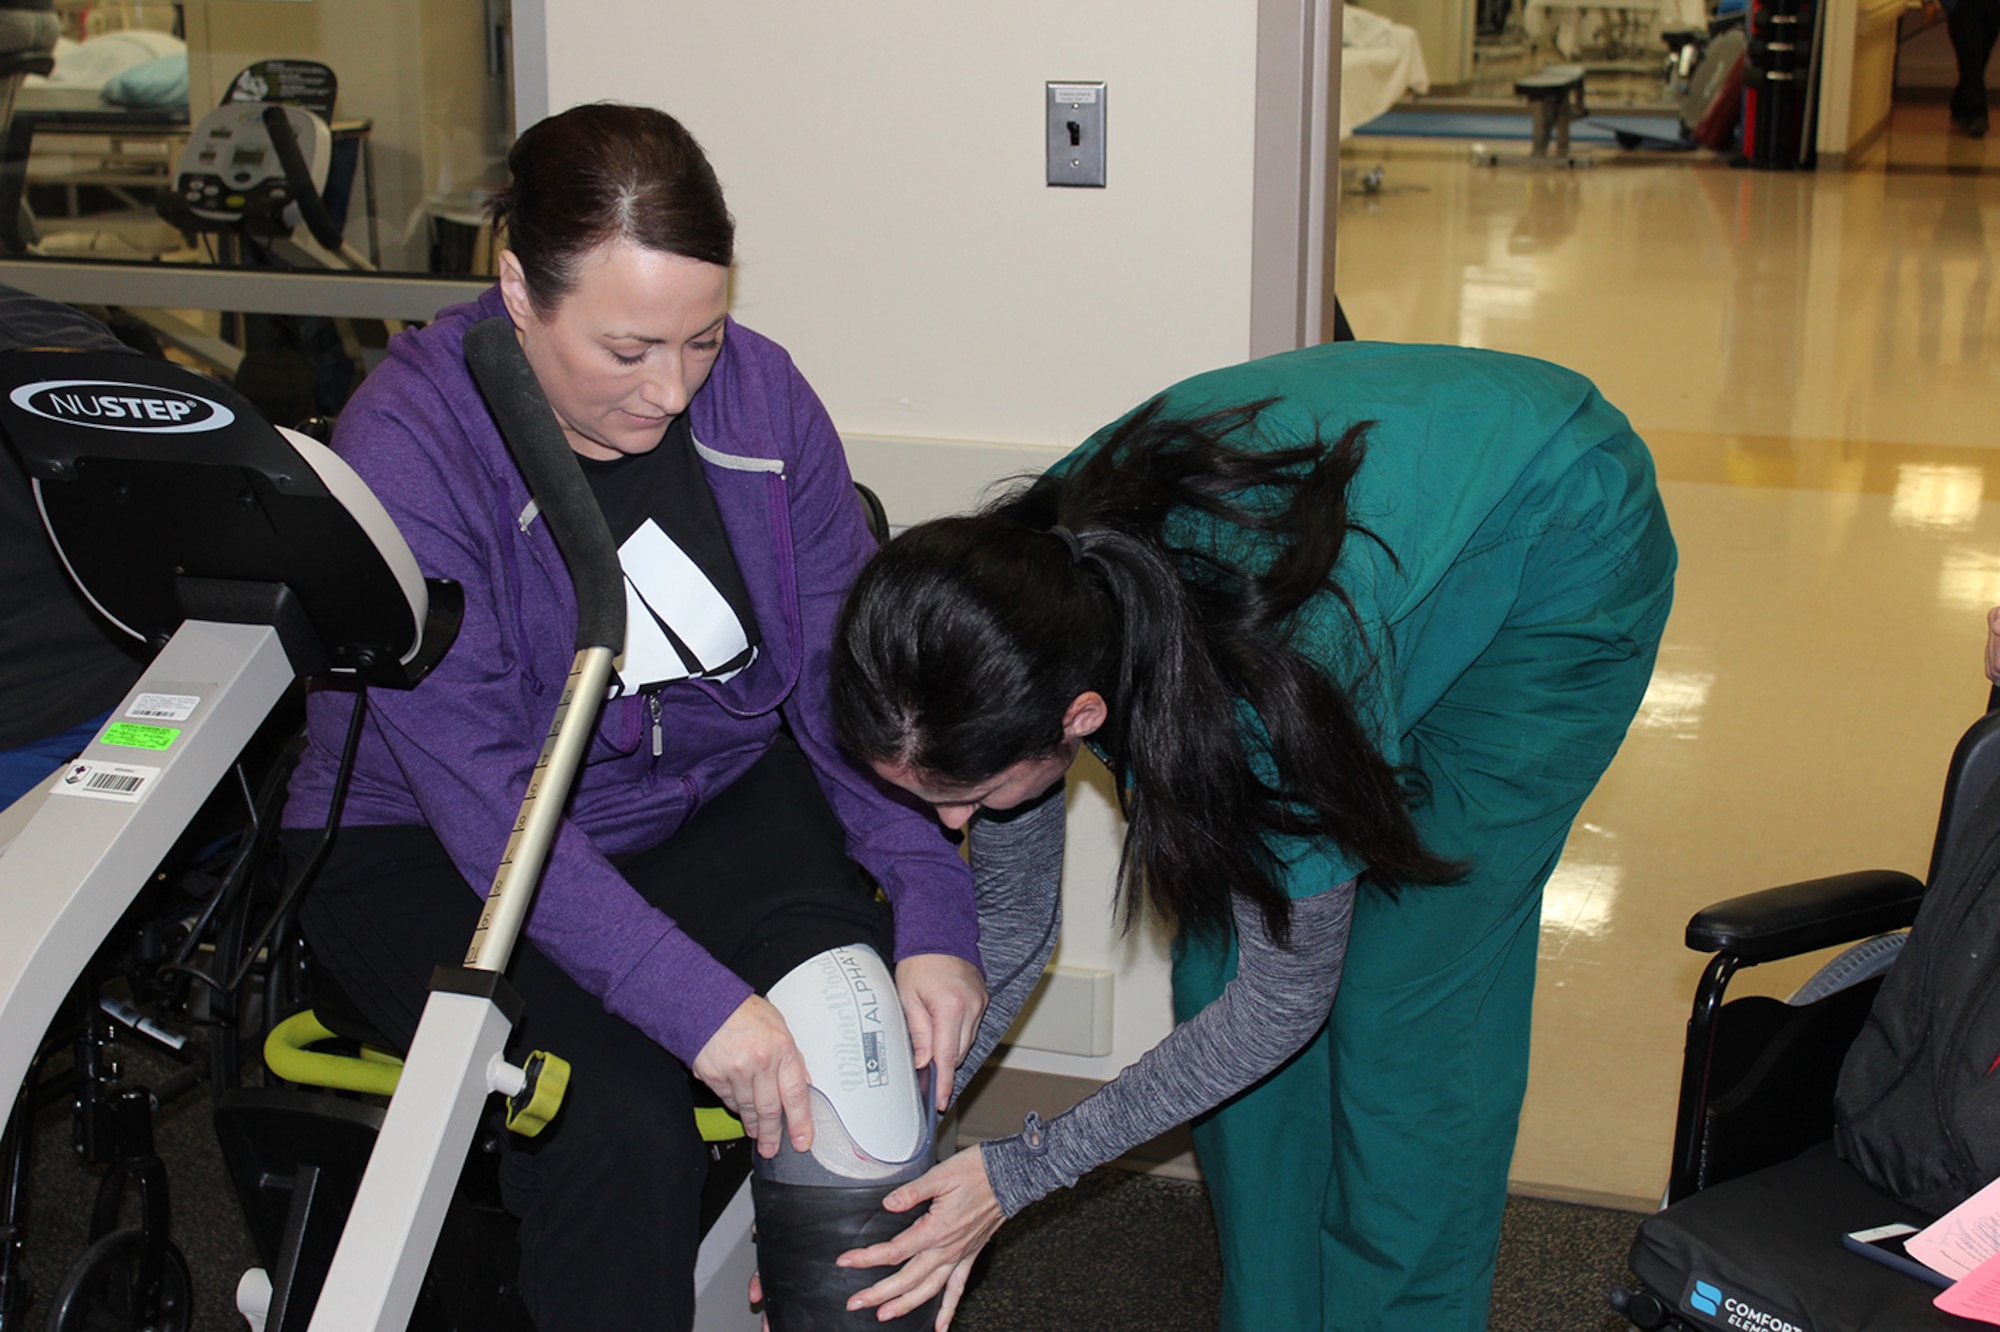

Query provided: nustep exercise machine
[0,347,463,1329]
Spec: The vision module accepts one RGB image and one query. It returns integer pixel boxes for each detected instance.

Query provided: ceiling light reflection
[1891,464,1984,531]
[1938,547,2000,612]
[1540,855,1623,944]
[1457,217,1537,348]
[1632,667,1715,740]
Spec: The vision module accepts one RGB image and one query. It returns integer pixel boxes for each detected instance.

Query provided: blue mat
[1590,115,1697,149]
[1352,110,1683,143]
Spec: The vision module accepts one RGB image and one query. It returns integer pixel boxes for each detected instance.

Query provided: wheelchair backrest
[1927,706,2000,886]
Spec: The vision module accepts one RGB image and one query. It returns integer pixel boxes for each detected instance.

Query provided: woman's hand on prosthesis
[743,955,988,1325]
[693,994,813,1158]
[894,953,988,1111]
[836,1147,1005,1329]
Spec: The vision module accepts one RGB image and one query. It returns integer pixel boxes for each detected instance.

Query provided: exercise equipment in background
[152,61,385,425]
[157,61,372,275]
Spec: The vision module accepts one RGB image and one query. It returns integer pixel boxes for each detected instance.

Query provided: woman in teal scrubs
[827,342,1676,1331]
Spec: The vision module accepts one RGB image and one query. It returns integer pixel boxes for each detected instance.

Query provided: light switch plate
[1047,82,1106,188]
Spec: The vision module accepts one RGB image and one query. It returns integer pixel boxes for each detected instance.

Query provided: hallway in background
[1336,123,1999,1209]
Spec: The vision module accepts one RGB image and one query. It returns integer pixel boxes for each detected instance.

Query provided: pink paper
[1937,1247,2000,1324]
[1911,1174,2000,1281]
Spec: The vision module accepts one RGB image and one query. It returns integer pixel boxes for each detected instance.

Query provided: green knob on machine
[505,1050,570,1137]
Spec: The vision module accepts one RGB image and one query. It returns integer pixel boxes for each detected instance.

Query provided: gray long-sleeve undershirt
[954,784,1069,1102]
[976,866,1356,1218]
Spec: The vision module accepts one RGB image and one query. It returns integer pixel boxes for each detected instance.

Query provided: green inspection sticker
[101,722,180,751]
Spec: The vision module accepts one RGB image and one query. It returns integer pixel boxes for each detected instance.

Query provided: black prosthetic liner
[751,1177,945,1331]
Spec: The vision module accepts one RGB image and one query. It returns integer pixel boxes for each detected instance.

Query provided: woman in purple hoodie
[280,104,984,1331]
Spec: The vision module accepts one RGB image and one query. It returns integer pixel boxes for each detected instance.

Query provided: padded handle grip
[259,105,345,252]
[463,317,626,653]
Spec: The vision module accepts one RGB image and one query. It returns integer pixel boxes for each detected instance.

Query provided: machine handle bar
[458,317,625,974]
[462,317,625,653]
[260,105,347,253]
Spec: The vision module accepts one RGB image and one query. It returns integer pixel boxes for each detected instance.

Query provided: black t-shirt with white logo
[578,415,760,691]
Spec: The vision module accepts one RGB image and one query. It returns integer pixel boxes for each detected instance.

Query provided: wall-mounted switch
[1047,82,1106,188]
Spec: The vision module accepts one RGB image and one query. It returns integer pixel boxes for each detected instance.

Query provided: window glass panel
[14,0,512,277]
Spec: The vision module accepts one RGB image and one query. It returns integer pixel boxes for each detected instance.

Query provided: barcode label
[51,760,160,804]
[126,693,200,722]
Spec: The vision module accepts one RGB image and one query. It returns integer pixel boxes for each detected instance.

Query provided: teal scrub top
[1064,342,1663,899]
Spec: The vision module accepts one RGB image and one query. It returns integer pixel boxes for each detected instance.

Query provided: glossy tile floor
[1335,105,2000,1209]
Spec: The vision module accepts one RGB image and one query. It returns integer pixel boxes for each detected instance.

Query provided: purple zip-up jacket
[284,287,978,1063]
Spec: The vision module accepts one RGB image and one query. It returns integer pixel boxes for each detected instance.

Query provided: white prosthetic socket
[751,944,944,1329]
[757,943,935,1186]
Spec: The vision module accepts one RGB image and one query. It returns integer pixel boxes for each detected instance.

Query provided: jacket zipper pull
[648,692,663,758]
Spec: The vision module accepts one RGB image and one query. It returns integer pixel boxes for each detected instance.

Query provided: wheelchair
[1610,692,2000,1331]
[0,691,303,1332]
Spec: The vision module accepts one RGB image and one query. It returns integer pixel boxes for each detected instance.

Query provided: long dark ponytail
[833,398,1465,945]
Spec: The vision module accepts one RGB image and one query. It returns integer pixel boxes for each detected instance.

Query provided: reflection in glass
[15,2,512,279]
[5,2,514,421]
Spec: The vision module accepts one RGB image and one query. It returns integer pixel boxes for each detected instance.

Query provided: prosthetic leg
[753,944,944,1331]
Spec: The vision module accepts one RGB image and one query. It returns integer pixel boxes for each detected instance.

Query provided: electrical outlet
[1004,966,1115,1056]
[1047,82,1106,188]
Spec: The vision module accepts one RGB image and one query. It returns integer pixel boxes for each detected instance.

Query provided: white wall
[540,3,1262,450]
[537,2,1323,1079]
[1816,0,1905,163]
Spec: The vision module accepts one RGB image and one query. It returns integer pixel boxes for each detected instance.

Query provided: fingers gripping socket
[750,1178,943,1332]
[754,945,946,1331]
[757,944,935,1187]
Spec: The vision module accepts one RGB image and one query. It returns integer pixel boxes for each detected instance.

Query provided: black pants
[1949,0,2000,125]
[293,735,895,1332]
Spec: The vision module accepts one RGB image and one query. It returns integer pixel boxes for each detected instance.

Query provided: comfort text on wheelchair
[10,380,236,433]
[1682,1274,1805,1332]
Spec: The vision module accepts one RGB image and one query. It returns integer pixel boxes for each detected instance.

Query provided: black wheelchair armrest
[1686,869,1925,963]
